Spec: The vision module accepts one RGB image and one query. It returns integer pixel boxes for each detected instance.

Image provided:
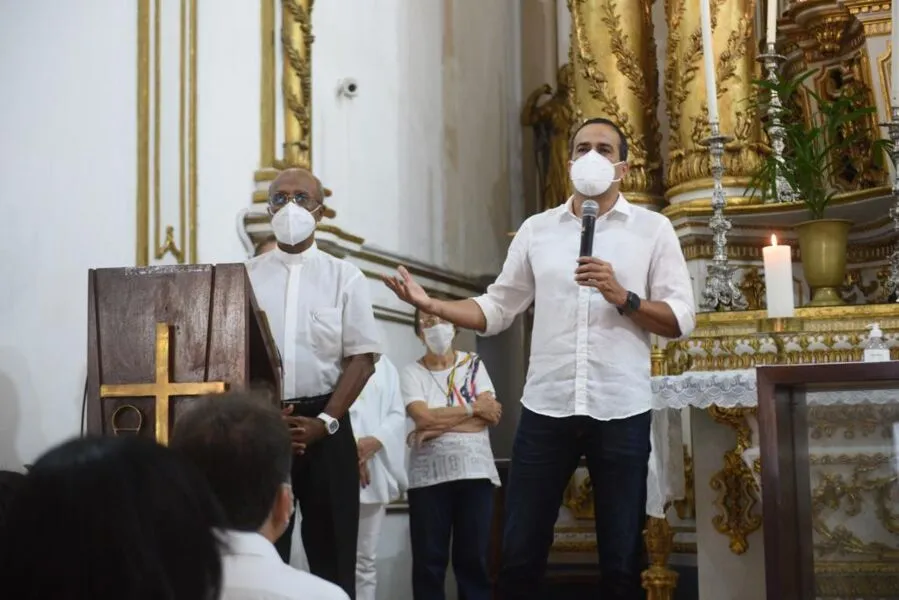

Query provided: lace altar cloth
[652,369,899,409]
[645,369,899,518]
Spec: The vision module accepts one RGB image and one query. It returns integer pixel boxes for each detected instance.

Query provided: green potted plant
[747,69,889,306]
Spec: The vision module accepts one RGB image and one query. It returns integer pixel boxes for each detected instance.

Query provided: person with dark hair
[385,118,695,599]
[246,167,381,598]
[401,306,502,600]
[171,393,348,599]
[0,436,224,600]
[0,470,25,534]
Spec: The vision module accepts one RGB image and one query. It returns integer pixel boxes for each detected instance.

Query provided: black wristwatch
[617,291,641,316]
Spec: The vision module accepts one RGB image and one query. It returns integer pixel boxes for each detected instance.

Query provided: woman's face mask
[569,150,623,197]
[422,323,455,356]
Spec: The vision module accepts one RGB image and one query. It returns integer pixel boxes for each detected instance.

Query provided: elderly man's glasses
[268,192,320,212]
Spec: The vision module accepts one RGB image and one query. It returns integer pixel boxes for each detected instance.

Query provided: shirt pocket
[308,307,343,362]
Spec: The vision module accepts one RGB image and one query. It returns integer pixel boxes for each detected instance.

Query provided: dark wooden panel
[86,263,281,437]
[756,361,899,600]
[206,264,248,387]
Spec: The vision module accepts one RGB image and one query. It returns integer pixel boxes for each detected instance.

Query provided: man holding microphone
[384,118,695,599]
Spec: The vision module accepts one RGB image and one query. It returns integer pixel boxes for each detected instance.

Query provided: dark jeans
[408,479,494,600]
[274,395,360,599]
[496,407,652,600]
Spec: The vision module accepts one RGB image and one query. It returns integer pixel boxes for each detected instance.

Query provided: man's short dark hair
[171,392,292,532]
[568,117,629,162]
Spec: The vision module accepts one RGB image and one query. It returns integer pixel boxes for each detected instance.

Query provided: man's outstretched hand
[382,266,431,309]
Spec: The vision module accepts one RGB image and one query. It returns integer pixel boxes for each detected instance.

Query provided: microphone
[579,200,599,257]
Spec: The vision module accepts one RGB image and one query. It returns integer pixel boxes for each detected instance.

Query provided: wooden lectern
[86,264,281,444]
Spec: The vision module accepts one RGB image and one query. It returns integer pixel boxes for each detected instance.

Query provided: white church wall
[0,0,265,468]
[0,0,136,468]
[196,0,261,263]
[309,0,521,277]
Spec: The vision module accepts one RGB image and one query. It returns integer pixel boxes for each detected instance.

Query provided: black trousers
[495,408,651,600]
[408,479,494,600]
[274,395,360,599]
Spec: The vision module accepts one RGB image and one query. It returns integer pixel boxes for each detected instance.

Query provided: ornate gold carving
[810,453,899,558]
[136,0,199,266]
[570,0,662,205]
[665,304,899,373]
[815,53,888,193]
[707,406,762,554]
[673,447,696,520]
[806,9,852,57]
[809,405,899,440]
[841,267,889,304]
[641,517,679,600]
[281,0,314,168]
[100,323,227,445]
[521,64,574,211]
[737,267,766,311]
[664,0,764,193]
[562,471,595,520]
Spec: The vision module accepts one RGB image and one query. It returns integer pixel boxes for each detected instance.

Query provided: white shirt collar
[561,193,632,222]
[273,241,318,266]
[220,530,282,561]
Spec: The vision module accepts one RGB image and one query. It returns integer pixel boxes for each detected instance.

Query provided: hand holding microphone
[574,199,627,306]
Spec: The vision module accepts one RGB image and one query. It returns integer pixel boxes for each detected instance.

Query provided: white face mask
[569,150,622,197]
[423,323,455,356]
[270,203,319,246]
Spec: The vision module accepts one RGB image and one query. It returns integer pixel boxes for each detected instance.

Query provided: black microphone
[579,200,599,257]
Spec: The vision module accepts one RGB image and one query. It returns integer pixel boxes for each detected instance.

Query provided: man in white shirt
[246,168,382,599]
[171,393,349,600]
[384,118,695,600]
[349,354,407,600]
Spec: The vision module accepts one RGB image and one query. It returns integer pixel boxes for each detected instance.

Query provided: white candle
[699,0,719,124]
[763,234,795,318]
[766,0,777,46]
[893,0,899,105]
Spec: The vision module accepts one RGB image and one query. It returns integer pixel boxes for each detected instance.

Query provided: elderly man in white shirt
[349,354,407,600]
[171,393,349,600]
[247,168,381,600]
[384,118,695,600]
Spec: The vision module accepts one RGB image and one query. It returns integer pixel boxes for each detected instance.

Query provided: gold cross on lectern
[100,323,227,445]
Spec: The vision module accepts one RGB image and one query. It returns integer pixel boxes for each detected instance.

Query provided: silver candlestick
[882,106,899,298]
[757,43,796,204]
[700,122,748,311]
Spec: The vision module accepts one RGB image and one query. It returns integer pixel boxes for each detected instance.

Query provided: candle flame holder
[700,122,748,311]
[757,43,796,204]
[881,106,899,298]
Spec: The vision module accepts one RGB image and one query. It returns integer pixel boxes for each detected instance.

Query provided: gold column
[569,0,663,207]
[281,0,314,168]
[664,0,764,199]
[251,0,316,204]
[642,517,679,600]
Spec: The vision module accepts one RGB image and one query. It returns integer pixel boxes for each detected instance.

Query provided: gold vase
[795,219,852,306]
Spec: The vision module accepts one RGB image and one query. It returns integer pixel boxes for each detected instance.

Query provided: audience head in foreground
[0,436,225,600]
[171,392,294,541]
[172,393,350,600]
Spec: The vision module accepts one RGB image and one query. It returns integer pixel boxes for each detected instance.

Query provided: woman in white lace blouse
[400,308,503,600]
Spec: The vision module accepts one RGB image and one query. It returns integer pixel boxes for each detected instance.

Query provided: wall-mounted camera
[337,78,359,98]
